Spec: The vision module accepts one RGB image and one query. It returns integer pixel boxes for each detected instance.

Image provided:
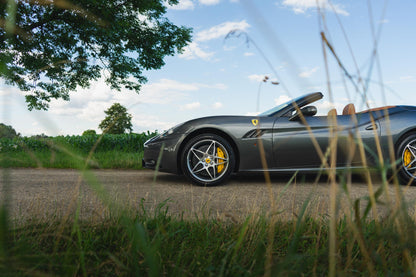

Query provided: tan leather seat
[327,108,337,116]
[342,103,356,115]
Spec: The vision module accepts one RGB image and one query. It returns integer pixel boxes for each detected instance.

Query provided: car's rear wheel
[397,133,416,186]
[181,134,235,186]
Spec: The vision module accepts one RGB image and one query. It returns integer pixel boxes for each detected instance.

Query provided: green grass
[0,150,144,169]
[1,203,415,276]
[0,133,155,169]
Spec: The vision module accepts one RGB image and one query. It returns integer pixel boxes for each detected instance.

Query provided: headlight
[160,123,184,138]
[144,134,161,146]
[144,123,185,146]
[164,128,175,136]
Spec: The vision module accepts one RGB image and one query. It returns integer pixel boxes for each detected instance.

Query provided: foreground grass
[0,150,144,169]
[1,202,415,276]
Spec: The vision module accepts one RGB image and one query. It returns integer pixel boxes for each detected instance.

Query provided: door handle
[365,124,378,130]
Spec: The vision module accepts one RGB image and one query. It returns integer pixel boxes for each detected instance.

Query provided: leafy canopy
[0,123,19,138]
[82,129,96,136]
[0,0,191,110]
[99,103,132,134]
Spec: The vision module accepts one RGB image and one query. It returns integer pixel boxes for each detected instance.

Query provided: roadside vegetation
[2,197,416,276]
[0,132,156,169]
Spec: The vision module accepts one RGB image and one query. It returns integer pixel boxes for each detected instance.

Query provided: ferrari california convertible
[143,92,416,186]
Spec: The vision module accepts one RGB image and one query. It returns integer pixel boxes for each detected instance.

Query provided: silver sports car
[143,92,416,186]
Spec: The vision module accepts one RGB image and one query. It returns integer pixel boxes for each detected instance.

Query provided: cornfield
[0,132,157,153]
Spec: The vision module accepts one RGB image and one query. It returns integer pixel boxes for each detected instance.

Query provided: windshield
[258,101,290,116]
[259,94,304,116]
[258,92,323,117]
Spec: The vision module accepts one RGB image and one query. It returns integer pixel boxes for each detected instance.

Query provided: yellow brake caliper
[217,147,225,173]
[404,148,412,168]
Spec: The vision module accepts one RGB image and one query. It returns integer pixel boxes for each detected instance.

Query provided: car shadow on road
[147,169,371,187]
[229,172,327,184]
[151,171,369,187]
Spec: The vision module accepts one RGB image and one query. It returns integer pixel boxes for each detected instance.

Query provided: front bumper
[142,134,185,174]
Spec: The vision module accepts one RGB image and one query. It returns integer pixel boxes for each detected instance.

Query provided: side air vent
[243,129,266,138]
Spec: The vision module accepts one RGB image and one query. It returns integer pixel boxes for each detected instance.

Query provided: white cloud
[181,21,250,61]
[181,102,201,110]
[47,78,201,123]
[299,66,319,78]
[195,20,250,42]
[223,45,237,51]
[199,0,220,5]
[198,83,227,90]
[0,87,12,96]
[400,76,416,82]
[180,42,215,60]
[212,102,223,109]
[133,114,176,132]
[315,100,345,115]
[245,112,260,116]
[138,79,198,104]
[168,0,194,10]
[248,74,266,82]
[281,0,349,16]
[47,78,225,132]
[274,95,292,105]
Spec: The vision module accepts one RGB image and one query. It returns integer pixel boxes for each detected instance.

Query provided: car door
[337,112,381,167]
[272,115,331,169]
[272,113,380,169]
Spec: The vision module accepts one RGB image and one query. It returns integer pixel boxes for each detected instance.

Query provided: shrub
[0,123,19,139]
[82,129,97,136]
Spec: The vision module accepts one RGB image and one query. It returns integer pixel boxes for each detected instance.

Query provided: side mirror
[289,106,317,121]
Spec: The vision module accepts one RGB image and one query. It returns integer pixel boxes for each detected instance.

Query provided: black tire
[181,133,235,186]
[396,133,416,186]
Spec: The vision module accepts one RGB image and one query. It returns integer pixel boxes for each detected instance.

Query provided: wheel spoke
[212,154,228,161]
[407,159,416,168]
[205,167,213,179]
[191,148,205,160]
[401,139,416,182]
[193,166,207,174]
[404,146,416,169]
[407,145,416,158]
[206,140,215,156]
[406,165,416,171]
[191,161,204,173]
[211,142,217,156]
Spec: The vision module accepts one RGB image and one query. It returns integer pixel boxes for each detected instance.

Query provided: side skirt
[239,166,370,173]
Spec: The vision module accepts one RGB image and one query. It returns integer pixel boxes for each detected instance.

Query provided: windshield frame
[259,92,323,117]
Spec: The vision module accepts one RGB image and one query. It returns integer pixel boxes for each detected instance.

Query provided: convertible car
[143,92,416,186]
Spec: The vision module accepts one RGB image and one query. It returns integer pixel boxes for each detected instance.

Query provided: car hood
[174,115,258,134]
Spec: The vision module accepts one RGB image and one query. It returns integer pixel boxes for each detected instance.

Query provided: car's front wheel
[181,134,235,186]
[397,133,416,186]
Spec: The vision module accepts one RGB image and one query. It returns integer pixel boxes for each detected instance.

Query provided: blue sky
[1,0,415,136]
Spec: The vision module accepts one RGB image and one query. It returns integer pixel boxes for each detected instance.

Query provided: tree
[82,129,96,136]
[0,123,19,138]
[99,103,132,134]
[0,0,192,110]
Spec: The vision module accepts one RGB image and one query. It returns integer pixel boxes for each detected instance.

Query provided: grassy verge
[1,202,415,276]
[0,150,144,169]
[0,133,155,169]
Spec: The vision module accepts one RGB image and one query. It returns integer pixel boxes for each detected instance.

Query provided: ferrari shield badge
[251,119,259,126]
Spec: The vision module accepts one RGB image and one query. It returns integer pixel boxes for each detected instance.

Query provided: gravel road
[1,169,416,223]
